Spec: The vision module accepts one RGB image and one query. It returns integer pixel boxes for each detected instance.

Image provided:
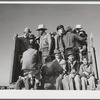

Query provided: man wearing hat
[29,34,39,50]
[13,27,32,53]
[62,25,87,61]
[53,49,67,90]
[36,24,52,64]
[55,25,65,59]
[15,43,41,90]
[62,51,81,90]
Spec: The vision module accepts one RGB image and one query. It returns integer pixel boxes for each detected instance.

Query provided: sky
[0,4,100,86]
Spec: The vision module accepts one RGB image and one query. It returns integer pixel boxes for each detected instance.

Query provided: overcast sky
[0,4,100,85]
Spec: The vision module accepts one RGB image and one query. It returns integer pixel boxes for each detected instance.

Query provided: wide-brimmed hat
[23,27,32,33]
[50,32,57,36]
[36,24,47,31]
[65,26,72,32]
[75,24,82,29]
[54,49,61,54]
[67,50,75,56]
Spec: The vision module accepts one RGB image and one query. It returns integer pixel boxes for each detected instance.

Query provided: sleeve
[65,62,70,75]
[47,33,52,55]
[89,64,94,76]
[79,65,83,75]
[36,50,42,69]
[74,34,86,41]
[54,35,59,50]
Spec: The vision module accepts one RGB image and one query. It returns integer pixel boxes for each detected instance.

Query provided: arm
[54,35,59,50]
[88,64,94,78]
[47,33,52,55]
[74,34,87,41]
[79,64,86,77]
[37,51,42,68]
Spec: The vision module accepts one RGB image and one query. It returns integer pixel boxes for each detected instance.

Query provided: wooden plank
[90,33,99,80]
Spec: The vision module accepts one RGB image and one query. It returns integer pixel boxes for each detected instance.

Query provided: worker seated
[15,43,41,90]
[79,56,96,90]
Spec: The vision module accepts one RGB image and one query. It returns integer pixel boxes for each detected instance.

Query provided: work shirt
[79,64,94,77]
[55,34,65,52]
[62,32,86,50]
[40,33,51,49]
[66,60,80,75]
[56,58,66,73]
[21,48,39,70]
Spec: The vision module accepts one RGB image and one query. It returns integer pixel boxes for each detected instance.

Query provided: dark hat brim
[68,53,75,56]
[36,28,47,31]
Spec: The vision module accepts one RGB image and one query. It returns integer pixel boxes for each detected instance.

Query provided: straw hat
[36,24,47,31]
[75,24,82,29]
[23,27,32,33]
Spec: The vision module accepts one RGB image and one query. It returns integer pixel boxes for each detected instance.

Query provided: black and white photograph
[0,1,100,98]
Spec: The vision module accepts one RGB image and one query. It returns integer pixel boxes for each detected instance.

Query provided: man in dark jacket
[62,26,87,60]
[41,49,64,90]
[62,52,81,90]
[55,25,65,59]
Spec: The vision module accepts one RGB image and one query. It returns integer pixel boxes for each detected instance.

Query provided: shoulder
[80,64,84,68]
[23,49,28,55]
[52,59,57,63]
[46,33,51,37]
[60,59,66,63]
[52,59,59,65]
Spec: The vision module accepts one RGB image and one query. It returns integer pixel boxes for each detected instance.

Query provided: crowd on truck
[13,24,96,90]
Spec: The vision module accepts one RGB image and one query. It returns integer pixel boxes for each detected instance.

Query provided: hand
[83,72,89,76]
[13,34,18,40]
[71,69,76,74]
[86,75,90,79]
[69,74,75,78]
[59,74,63,78]
[79,49,83,53]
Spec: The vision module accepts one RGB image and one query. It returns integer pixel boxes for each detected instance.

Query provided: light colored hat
[75,24,82,29]
[24,27,32,33]
[36,24,47,31]
[50,32,57,36]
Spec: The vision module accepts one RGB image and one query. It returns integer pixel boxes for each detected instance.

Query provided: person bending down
[15,44,41,90]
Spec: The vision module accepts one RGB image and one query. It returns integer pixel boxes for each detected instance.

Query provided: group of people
[14,24,96,90]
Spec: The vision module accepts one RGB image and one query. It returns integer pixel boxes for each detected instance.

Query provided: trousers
[62,74,81,90]
[81,76,96,90]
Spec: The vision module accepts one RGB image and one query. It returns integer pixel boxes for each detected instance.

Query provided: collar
[83,64,89,68]
[68,60,77,65]
[56,58,62,63]
[41,32,47,36]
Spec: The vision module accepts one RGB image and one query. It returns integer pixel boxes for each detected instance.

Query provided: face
[58,28,64,36]
[24,28,31,37]
[83,58,88,65]
[24,32,30,38]
[38,29,45,36]
[68,55,74,62]
[55,53,61,59]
